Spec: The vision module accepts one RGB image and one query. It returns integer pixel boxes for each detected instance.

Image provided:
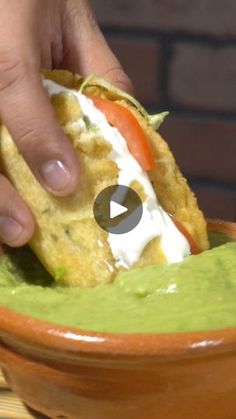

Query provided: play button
[93,185,143,234]
[110,201,128,219]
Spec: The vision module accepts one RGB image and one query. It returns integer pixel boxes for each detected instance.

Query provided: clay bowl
[0,219,236,419]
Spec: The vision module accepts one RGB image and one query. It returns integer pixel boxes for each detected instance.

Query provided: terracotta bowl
[0,219,236,419]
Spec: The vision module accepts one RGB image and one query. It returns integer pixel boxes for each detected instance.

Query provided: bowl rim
[0,218,236,359]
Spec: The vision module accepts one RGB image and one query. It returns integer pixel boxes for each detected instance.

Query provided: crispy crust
[0,70,208,287]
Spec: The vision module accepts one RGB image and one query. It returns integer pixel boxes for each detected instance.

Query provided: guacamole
[0,232,235,334]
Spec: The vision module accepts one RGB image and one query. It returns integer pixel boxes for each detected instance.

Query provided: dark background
[91,0,236,221]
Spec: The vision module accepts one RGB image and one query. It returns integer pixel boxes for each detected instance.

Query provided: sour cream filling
[43,79,190,268]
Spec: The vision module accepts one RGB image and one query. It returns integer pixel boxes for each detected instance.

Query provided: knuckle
[0,51,37,94]
[16,123,58,162]
[65,0,97,28]
[0,54,25,92]
[16,126,40,151]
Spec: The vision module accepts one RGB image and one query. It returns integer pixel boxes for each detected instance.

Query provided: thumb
[61,0,133,93]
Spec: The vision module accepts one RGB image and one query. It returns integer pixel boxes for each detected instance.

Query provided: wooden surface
[0,370,35,418]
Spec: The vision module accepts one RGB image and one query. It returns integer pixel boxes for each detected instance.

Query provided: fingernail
[0,216,23,243]
[40,160,71,192]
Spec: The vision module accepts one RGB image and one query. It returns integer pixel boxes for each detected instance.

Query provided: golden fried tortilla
[0,70,209,287]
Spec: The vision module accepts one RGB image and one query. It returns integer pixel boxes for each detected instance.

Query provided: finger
[61,0,134,93]
[0,174,34,246]
[0,54,80,196]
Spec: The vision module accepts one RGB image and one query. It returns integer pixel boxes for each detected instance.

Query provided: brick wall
[91,0,236,221]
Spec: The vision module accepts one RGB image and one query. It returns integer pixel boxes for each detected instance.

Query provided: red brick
[91,0,236,39]
[159,115,236,183]
[192,185,236,221]
[169,44,236,113]
[107,37,161,104]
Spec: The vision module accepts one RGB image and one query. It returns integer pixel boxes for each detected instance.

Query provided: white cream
[43,79,190,268]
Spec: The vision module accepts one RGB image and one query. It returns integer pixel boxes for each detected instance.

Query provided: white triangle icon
[110,200,128,219]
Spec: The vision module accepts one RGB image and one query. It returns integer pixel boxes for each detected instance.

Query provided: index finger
[0,55,80,196]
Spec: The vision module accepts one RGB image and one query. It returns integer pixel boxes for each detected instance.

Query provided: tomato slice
[172,218,201,255]
[86,94,155,171]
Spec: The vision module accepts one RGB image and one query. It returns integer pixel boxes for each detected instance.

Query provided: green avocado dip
[0,232,235,334]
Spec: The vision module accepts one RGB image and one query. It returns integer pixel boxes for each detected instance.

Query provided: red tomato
[172,218,201,255]
[86,94,155,171]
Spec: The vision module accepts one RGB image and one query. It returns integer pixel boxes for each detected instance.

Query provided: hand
[0,0,132,247]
